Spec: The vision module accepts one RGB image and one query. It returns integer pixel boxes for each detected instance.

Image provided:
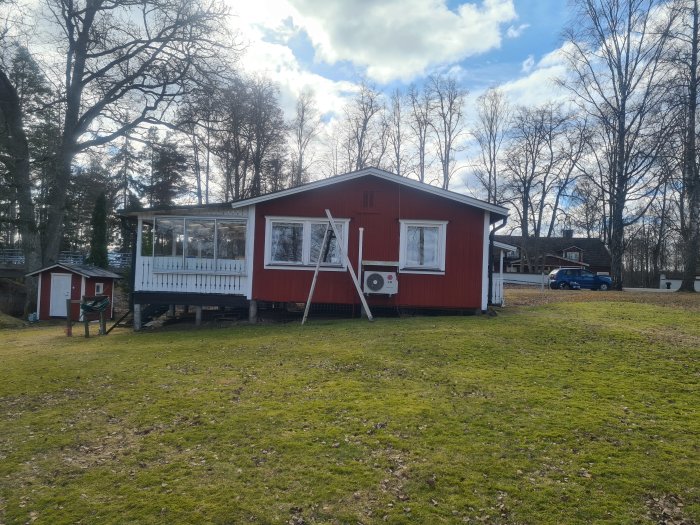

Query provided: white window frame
[94,282,104,295]
[565,250,580,262]
[399,220,448,274]
[150,216,248,274]
[264,216,350,271]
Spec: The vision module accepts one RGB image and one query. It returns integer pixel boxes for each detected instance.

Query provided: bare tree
[247,76,287,197]
[428,74,467,189]
[290,88,320,187]
[407,83,434,182]
[344,81,383,171]
[669,0,700,291]
[472,87,509,204]
[561,0,675,289]
[30,0,235,265]
[386,88,409,176]
[213,77,251,201]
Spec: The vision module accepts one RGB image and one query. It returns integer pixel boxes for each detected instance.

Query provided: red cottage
[27,263,121,320]
[126,168,509,327]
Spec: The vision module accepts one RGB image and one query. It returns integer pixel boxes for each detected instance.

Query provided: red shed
[27,263,121,320]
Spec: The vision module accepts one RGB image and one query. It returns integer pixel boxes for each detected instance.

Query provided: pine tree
[137,129,189,208]
[87,193,109,268]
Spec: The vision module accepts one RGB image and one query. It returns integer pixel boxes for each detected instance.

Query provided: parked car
[549,267,612,290]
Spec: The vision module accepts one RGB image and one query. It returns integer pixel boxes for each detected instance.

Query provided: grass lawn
[1,291,698,524]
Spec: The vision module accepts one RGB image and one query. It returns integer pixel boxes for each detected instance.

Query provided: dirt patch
[647,494,697,525]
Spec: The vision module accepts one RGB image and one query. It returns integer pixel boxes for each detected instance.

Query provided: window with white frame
[399,220,447,272]
[95,282,104,295]
[265,217,349,268]
[148,217,247,273]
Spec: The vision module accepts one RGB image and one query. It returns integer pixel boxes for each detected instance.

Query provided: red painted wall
[38,271,115,319]
[39,271,82,320]
[252,175,486,309]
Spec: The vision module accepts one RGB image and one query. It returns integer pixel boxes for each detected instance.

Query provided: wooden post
[195,306,202,326]
[324,209,373,321]
[302,224,331,325]
[84,316,90,338]
[66,299,72,337]
[248,299,258,324]
[134,303,142,331]
[99,310,106,335]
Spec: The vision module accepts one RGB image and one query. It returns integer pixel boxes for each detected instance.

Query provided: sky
[228,0,572,118]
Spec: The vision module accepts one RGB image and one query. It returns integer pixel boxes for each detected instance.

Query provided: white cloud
[502,47,569,107]
[506,23,529,38]
[521,54,535,73]
[286,0,518,83]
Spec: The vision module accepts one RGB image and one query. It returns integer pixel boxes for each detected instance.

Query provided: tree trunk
[680,0,700,292]
[0,69,43,314]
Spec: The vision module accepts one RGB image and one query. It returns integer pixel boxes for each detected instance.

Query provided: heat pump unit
[363,271,398,295]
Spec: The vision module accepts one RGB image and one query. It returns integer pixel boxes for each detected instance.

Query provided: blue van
[548,267,612,290]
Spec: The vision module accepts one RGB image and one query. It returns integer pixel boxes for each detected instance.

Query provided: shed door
[50,273,72,317]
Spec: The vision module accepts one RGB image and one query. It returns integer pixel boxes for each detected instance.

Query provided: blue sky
[230,0,572,115]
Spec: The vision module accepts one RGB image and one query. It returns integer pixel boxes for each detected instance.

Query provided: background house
[494,231,611,275]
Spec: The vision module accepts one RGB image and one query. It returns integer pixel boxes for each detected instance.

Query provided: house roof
[26,263,122,279]
[122,167,509,222]
[228,167,509,222]
[494,235,611,268]
[494,240,518,252]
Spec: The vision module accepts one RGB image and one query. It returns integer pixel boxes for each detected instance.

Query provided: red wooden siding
[252,175,486,309]
[84,278,114,318]
[39,271,82,320]
[38,271,115,320]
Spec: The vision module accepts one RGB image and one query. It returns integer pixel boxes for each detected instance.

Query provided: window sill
[399,268,445,275]
[264,264,347,272]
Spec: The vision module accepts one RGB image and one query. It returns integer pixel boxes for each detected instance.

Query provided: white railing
[135,256,247,295]
[492,276,504,306]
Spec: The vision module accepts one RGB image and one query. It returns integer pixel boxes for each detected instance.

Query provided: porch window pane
[217,221,246,260]
[271,222,303,263]
[185,219,215,270]
[154,218,184,257]
[141,220,153,256]
[406,226,439,267]
[217,220,246,273]
[310,222,342,265]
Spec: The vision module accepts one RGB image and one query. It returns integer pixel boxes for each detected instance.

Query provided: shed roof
[26,263,121,279]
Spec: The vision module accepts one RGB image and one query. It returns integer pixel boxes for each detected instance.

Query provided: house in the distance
[494,231,611,275]
[123,167,510,327]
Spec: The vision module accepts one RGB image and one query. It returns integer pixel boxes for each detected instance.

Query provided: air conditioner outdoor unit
[363,271,398,295]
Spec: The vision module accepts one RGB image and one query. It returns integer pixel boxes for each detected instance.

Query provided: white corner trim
[482,212,490,311]
[246,205,255,300]
[80,276,86,321]
[36,273,42,317]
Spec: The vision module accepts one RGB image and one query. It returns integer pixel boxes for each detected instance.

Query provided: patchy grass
[0,293,699,524]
